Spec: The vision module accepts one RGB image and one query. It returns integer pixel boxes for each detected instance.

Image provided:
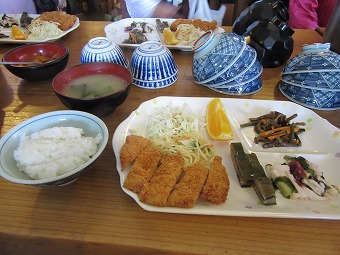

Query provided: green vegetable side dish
[266,155,340,200]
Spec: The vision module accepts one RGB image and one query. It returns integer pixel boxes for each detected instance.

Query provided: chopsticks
[0,61,43,65]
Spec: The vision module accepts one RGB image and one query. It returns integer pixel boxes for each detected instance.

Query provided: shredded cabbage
[145,103,215,166]
[27,19,63,40]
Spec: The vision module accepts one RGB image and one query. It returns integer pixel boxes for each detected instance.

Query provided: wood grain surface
[0,21,339,255]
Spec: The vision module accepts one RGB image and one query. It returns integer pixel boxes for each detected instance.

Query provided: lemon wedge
[206,98,234,140]
[163,28,178,45]
[11,25,26,40]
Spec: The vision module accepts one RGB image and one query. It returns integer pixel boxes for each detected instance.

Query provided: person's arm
[152,2,182,18]
[288,0,319,29]
[124,0,183,18]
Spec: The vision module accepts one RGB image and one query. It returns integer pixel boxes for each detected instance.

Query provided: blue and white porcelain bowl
[209,76,263,95]
[129,41,178,89]
[203,58,262,88]
[197,44,258,86]
[80,37,128,67]
[192,32,247,83]
[279,80,340,110]
[281,71,340,91]
[282,44,340,74]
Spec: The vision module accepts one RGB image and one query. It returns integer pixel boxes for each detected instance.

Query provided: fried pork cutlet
[139,153,184,207]
[200,156,230,205]
[123,145,162,193]
[170,18,218,32]
[39,11,77,31]
[120,135,151,170]
[167,162,209,208]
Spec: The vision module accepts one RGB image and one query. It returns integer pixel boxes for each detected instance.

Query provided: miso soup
[64,74,127,98]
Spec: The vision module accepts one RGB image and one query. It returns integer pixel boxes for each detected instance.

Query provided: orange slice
[11,25,26,40]
[163,28,178,45]
[206,98,234,140]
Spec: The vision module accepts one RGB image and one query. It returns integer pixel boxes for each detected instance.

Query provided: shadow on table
[0,70,14,136]
[15,79,57,113]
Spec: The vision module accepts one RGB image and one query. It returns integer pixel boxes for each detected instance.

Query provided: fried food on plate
[120,135,151,170]
[123,144,162,193]
[167,162,209,208]
[200,156,230,205]
[170,18,218,32]
[139,153,184,207]
[39,11,77,31]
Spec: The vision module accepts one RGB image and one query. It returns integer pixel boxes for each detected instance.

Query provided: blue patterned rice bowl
[80,37,128,67]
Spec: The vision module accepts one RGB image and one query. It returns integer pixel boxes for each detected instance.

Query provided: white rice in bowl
[13,127,102,180]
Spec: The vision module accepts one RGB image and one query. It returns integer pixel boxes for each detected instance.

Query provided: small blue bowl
[130,41,178,89]
[281,71,340,91]
[209,76,263,95]
[192,32,246,83]
[80,37,128,67]
[279,81,340,110]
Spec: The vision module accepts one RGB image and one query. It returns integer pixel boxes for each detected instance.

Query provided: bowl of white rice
[0,110,109,186]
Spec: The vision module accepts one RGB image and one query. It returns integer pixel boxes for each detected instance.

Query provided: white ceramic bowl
[80,37,128,67]
[0,110,109,186]
[129,41,178,89]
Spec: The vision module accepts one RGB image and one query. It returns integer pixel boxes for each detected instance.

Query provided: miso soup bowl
[52,62,132,118]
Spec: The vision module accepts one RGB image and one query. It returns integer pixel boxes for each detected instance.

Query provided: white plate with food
[105,18,225,51]
[0,13,79,44]
[112,96,340,219]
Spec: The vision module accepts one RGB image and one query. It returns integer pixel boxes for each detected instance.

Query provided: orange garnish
[11,25,26,40]
[163,28,178,45]
[206,98,233,140]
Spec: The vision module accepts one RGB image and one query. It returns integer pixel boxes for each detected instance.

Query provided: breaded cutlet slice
[170,18,218,31]
[119,135,151,170]
[166,162,209,208]
[200,156,230,205]
[123,145,162,193]
[139,153,184,207]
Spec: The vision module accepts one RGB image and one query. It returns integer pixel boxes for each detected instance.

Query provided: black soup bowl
[52,62,132,118]
[2,42,69,81]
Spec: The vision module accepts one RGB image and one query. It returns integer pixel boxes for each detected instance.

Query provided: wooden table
[0,22,339,255]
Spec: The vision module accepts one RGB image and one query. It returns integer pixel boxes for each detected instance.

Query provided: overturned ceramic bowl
[280,43,340,109]
[210,76,263,95]
[80,37,128,67]
[282,43,340,73]
[281,70,340,91]
[129,41,178,89]
[279,80,340,110]
[192,32,246,83]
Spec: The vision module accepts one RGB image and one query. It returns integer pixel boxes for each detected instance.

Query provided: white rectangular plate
[0,14,79,44]
[104,18,224,51]
[112,97,340,219]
